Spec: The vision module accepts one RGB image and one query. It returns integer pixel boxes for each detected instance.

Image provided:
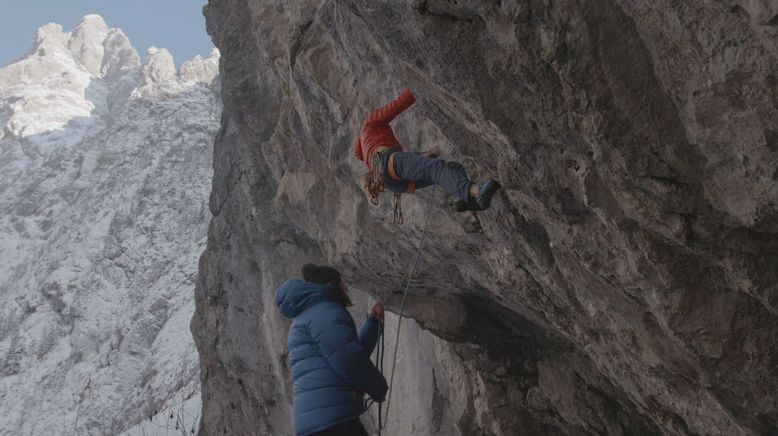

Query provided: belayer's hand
[371,302,384,321]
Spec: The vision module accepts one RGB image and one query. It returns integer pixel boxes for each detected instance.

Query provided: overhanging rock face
[192,1,778,434]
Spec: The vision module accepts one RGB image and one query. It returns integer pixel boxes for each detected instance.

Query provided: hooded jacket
[276,279,387,436]
[354,89,416,168]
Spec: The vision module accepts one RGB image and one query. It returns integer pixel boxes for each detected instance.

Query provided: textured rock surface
[193,1,778,434]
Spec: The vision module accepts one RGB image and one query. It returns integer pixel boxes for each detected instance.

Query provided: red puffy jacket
[354,89,416,169]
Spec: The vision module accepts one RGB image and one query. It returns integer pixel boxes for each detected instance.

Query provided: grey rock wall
[192,1,778,434]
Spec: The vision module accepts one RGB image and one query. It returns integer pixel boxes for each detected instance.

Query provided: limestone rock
[142,47,177,86]
[180,48,221,85]
[67,15,109,76]
[33,23,68,50]
[101,28,141,80]
[193,1,778,435]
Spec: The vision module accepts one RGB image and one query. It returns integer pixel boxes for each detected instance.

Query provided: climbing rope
[380,195,435,428]
[374,320,385,436]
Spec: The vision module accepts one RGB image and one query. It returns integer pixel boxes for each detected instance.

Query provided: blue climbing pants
[382,151,473,201]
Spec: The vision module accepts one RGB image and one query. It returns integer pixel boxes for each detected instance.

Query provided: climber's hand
[423,146,440,158]
[370,302,384,320]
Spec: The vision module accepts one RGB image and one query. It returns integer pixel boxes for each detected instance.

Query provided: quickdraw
[392,193,403,225]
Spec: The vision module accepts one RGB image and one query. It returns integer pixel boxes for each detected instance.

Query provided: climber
[355,88,501,216]
[276,264,387,436]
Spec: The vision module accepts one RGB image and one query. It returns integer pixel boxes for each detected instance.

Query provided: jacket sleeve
[365,89,416,125]
[358,314,381,355]
[309,306,389,401]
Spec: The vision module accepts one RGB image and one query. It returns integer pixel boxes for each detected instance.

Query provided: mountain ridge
[0,14,219,436]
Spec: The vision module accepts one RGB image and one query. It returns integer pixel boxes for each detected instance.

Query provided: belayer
[355,89,501,221]
[276,264,387,436]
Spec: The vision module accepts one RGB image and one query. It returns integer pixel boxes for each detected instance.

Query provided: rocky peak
[25,15,139,81]
[142,46,177,84]
[33,23,68,52]
[67,14,109,76]
[0,15,217,145]
[179,48,220,85]
[136,46,180,97]
[101,28,141,80]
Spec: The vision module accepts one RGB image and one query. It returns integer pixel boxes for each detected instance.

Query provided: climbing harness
[363,148,416,225]
[364,152,386,206]
[377,194,435,430]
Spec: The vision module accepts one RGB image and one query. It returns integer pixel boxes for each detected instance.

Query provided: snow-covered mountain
[0,15,219,435]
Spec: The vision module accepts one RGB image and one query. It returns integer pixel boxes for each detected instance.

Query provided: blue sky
[1,0,215,67]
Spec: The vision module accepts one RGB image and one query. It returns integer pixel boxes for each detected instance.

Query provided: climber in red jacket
[355,89,500,218]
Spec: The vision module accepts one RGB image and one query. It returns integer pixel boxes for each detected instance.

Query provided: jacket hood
[275,279,341,319]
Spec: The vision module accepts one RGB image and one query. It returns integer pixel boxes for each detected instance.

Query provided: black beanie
[301,263,341,287]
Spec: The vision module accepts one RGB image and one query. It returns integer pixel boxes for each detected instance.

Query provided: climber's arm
[365,89,416,125]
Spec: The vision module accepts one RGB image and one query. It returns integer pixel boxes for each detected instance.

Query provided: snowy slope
[0,15,219,436]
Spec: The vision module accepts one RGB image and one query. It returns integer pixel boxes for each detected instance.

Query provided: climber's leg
[390,151,474,201]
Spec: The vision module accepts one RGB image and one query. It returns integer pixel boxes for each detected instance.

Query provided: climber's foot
[476,179,501,210]
[455,179,501,212]
[454,198,480,212]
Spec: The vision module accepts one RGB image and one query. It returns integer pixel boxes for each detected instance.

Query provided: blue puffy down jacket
[275,280,388,436]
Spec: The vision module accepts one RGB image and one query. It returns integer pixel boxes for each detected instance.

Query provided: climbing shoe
[453,179,501,212]
[453,198,481,212]
[476,179,501,210]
